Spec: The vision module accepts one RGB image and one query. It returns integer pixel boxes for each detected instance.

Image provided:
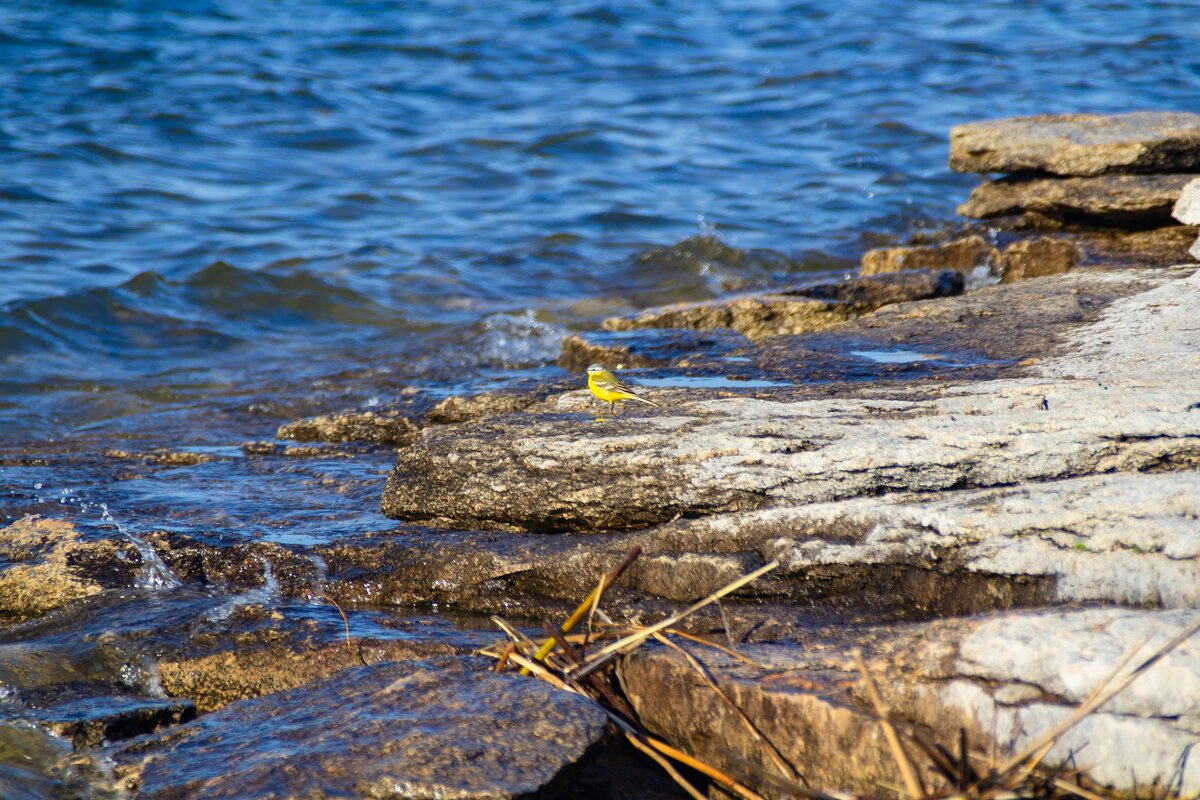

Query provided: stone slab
[950,112,1200,176]
[959,173,1197,223]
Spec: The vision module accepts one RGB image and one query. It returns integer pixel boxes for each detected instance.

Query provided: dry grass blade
[642,736,768,800]
[1052,777,1111,800]
[854,649,924,800]
[996,616,1200,777]
[654,632,799,784]
[665,628,767,668]
[570,559,780,680]
[502,650,575,692]
[325,594,358,662]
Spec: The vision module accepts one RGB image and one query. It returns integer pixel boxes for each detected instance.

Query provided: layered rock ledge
[380,264,1200,792]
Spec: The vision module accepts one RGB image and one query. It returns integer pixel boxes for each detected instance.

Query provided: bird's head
[586,364,605,375]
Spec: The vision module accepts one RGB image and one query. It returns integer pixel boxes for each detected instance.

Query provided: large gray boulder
[950,112,1200,176]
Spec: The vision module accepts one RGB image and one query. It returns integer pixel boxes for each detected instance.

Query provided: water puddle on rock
[851,348,945,364]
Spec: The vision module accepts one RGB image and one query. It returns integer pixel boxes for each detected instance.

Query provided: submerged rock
[103,449,221,467]
[111,657,608,800]
[276,408,419,445]
[0,721,123,800]
[158,627,458,712]
[4,687,195,748]
[619,606,1200,797]
[0,517,138,620]
[959,173,1197,225]
[949,111,1200,176]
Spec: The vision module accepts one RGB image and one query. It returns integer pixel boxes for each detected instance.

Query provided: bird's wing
[593,376,639,395]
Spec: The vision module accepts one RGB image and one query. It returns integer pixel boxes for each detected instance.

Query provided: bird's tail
[631,394,663,408]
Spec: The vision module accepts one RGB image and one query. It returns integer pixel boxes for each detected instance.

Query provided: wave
[0,262,413,367]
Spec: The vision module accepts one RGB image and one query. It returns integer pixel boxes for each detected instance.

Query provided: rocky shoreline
[3,112,1200,798]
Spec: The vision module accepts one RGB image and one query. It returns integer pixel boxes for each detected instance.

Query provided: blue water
[2,0,1199,536]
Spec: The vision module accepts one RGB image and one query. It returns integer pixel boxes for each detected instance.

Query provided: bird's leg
[609,401,616,416]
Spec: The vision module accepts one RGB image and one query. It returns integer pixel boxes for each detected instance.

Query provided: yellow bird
[585,364,662,415]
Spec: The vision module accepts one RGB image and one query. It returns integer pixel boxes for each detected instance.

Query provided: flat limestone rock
[111,657,608,800]
[996,236,1080,282]
[383,268,1200,533]
[619,607,1200,797]
[959,173,1197,224]
[863,227,1195,285]
[950,112,1200,176]
[759,471,1200,607]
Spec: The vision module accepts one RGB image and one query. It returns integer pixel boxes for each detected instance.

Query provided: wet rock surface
[601,269,963,341]
[110,657,609,800]
[276,407,420,445]
[2,688,195,749]
[949,111,1200,175]
[0,517,138,620]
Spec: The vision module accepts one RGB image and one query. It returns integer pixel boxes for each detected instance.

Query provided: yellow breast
[588,374,631,403]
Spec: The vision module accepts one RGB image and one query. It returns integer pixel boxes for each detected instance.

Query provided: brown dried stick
[854,649,924,800]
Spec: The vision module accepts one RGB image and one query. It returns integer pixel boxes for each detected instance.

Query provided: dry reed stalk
[624,732,708,800]
[569,559,780,680]
[642,735,768,800]
[854,649,925,800]
[521,544,641,674]
[509,635,765,800]
[665,628,767,668]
